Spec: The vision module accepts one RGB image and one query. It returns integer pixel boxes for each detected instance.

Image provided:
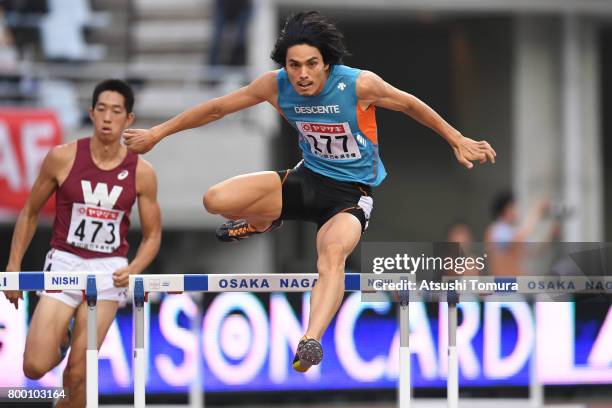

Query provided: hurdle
[0,271,99,408]
[1,271,555,407]
[128,273,414,408]
[447,291,459,408]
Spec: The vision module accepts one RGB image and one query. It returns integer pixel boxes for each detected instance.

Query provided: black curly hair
[270,11,349,67]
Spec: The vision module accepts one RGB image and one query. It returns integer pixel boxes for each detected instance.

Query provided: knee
[317,243,347,276]
[23,357,47,380]
[203,186,225,214]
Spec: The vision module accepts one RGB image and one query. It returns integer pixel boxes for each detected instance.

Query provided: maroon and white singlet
[50,137,138,258]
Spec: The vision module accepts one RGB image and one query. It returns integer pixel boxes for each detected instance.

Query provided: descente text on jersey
[294,105,341,114]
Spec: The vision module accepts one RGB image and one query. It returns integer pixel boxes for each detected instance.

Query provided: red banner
[0,109,62,217]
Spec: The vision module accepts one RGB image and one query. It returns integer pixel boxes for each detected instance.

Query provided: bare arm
[112,159,161,287]
[4,145,71,308]
[123,71,279,154]
[5,147,70,270]
[356,71,496,169]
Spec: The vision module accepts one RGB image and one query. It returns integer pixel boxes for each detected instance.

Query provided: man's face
[89,91,134,143]
[285,44,330,96]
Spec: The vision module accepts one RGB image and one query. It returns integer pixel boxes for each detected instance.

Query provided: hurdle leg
[529,301,543,408]
[190,293,204,408]
[447,300,458,408]
[134,278,146,408]
[86,275,98,408]
[399,301,410,408]
[134,301,146,407]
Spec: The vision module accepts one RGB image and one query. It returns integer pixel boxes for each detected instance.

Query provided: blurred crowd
[446,191,560,277]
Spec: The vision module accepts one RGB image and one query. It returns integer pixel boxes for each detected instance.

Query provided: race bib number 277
[296,121,362,160]
[67,203,124,253]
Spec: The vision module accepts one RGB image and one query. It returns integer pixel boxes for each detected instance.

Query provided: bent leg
[203,171,282,230]
[23,297,75,379]
[305,212,362,340]
[56,300,118,408]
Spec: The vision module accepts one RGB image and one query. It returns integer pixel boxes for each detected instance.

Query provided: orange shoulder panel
[356,104,378,144]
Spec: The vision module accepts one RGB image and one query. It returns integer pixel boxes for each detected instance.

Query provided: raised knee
[203,186,225,214]
[23,358,47,380]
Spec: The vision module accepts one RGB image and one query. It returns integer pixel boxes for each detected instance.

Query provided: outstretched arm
[356,71,496,169]
[123,71,279,154]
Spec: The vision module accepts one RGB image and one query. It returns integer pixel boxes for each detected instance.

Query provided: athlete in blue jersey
[124,11,496,372]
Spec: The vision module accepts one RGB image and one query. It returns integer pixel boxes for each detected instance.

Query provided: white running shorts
[39,249,128,308]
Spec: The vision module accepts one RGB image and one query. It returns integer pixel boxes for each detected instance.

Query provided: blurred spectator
[208,0,252,68]
[486,191,544,242]
[484,190,555,275]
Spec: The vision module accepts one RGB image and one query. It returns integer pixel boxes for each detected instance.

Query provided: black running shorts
[276,161,374,232]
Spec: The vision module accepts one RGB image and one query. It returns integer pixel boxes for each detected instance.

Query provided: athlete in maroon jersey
[50,136,138,258]
[3,79,161,407]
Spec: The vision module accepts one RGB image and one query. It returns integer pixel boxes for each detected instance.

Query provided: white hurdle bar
[128,273,412,408]
[0,271,99,408]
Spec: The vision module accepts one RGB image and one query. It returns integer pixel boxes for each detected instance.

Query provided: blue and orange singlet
[276,65,387,186]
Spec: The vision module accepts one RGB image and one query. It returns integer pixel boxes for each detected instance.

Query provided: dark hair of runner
[92,79,134,113]
[270,11,349,66]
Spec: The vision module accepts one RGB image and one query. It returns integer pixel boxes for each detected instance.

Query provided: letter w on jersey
[81,180,123,208]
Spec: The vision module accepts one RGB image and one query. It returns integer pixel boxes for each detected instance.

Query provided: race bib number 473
[296,121,361,160]
[67,203,124,253]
